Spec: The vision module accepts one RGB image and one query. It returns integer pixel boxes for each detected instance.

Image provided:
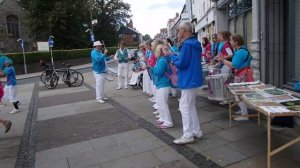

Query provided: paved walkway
[0,67,300,168]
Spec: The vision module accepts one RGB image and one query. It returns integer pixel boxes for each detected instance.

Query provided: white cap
[93,41,103,47]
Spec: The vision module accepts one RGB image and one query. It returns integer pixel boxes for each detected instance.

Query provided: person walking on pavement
[115,41,129,90]
[91,41,112,104]
[171,21,204,144]
[0,59,21,114]
[0,117,12,133]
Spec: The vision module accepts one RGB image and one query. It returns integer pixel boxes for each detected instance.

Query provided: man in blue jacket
[171,22,203,144]
[91,41,112,104]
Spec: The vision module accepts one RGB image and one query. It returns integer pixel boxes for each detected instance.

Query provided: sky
[122,0,185,38]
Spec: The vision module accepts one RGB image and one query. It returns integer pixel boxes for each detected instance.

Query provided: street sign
[20,39,24,49]
[48,37,54,48]
[37,42,49,51]
[90,31,95,42]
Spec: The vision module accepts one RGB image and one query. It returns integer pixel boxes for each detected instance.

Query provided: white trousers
[151,82,157,99]
[129,71,143,85]
[179,88,201,139]
[118,63,129,88]
[4,85,18,103]
[143,70,152,94]
[93,72,105,100]
[157,87,173,126]
[235,95,248,115]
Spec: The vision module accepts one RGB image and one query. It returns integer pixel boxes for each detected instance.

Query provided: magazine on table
[248,84,275,90]
[256,88,291,98]
[259,106,292,114]
[243,93,272,102]
[267,95,299,103]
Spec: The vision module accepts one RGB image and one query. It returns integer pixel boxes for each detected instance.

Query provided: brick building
[118,19,142,46]
[0,0,33,53]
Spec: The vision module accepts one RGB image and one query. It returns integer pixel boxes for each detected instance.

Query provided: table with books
[227,81,300,168]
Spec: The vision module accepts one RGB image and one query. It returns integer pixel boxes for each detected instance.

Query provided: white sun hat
[93,41,103,47]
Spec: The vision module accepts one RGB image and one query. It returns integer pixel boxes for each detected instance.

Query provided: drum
[202,66,221,86]
[206,74,231,101]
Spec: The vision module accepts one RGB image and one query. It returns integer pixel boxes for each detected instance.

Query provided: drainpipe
[251,0,261,81]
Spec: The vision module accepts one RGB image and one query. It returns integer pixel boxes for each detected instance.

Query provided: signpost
[17,38,27,74]
[48,36,54,65]
[90,31,95,42]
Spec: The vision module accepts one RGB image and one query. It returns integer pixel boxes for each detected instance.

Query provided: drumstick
[167,43,176,54]
[102,40,106,50]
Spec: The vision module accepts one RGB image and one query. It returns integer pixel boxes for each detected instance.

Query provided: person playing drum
[217,34,253,121]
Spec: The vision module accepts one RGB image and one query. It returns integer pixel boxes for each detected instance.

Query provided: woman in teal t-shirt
[218,34,253,121]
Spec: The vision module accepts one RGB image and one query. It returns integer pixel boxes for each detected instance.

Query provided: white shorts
[4,85,18,103]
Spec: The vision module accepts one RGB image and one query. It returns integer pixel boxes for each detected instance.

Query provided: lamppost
[17,38,27,74]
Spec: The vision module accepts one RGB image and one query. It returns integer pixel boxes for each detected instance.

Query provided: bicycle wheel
[44,74,59,89]
[40,72,47,84]
[63,70,84,87]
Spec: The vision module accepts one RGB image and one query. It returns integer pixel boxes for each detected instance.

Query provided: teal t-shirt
[232,47,252,70]
[4,66,17,86]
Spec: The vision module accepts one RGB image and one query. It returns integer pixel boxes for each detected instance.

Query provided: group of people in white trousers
[91,21,204,145]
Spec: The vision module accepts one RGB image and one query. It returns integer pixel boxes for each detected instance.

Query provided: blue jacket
[91,48,110,74]
[152,57,171,89]
[171,36,203,89]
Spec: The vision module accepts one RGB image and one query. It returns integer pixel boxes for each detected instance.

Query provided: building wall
[0,0,33,53]
[193,0,216,41]
[192,0,214,21]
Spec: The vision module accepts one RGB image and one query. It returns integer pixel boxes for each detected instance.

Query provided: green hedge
[4,47,129,64]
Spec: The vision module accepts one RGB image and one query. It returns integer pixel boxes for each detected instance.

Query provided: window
[286,0,300,85]
[7,15,19,38]
[133,34,136,38]
[228,0,252,18]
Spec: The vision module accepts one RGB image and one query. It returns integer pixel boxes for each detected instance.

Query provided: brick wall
[0,0,33,53]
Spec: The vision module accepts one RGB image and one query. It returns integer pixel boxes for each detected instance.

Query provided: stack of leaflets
[259,106,291,114]
[280,100,300,112]
[228,85,256,95]
[243,93,271,103]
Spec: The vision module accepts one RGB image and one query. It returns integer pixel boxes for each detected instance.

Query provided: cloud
[122,0,185,37]
[147,0,184,10]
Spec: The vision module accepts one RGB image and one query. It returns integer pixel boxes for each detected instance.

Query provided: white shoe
[97,100,106,104]
[124,86,128,89]
[153,110,159,115]
[117,87,121,90]
[153,104,159,110]
[10,109,21,114]
[234,117,249,121]
[102,97,109,101]
[148,97,154,101]
[173,137,194,145]
[194,132,203,139]
[171,95,177,98]
[155,115,160,119]
[220,100,229,105]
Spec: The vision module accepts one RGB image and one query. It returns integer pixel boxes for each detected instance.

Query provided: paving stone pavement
[1,67,300,168]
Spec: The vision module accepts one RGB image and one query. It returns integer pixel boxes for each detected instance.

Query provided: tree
[20,0,131,49]
[142,34,152,41]
[91,0,131,46]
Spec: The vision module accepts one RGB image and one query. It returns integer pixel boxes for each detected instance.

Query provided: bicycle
[41,63,84,89]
